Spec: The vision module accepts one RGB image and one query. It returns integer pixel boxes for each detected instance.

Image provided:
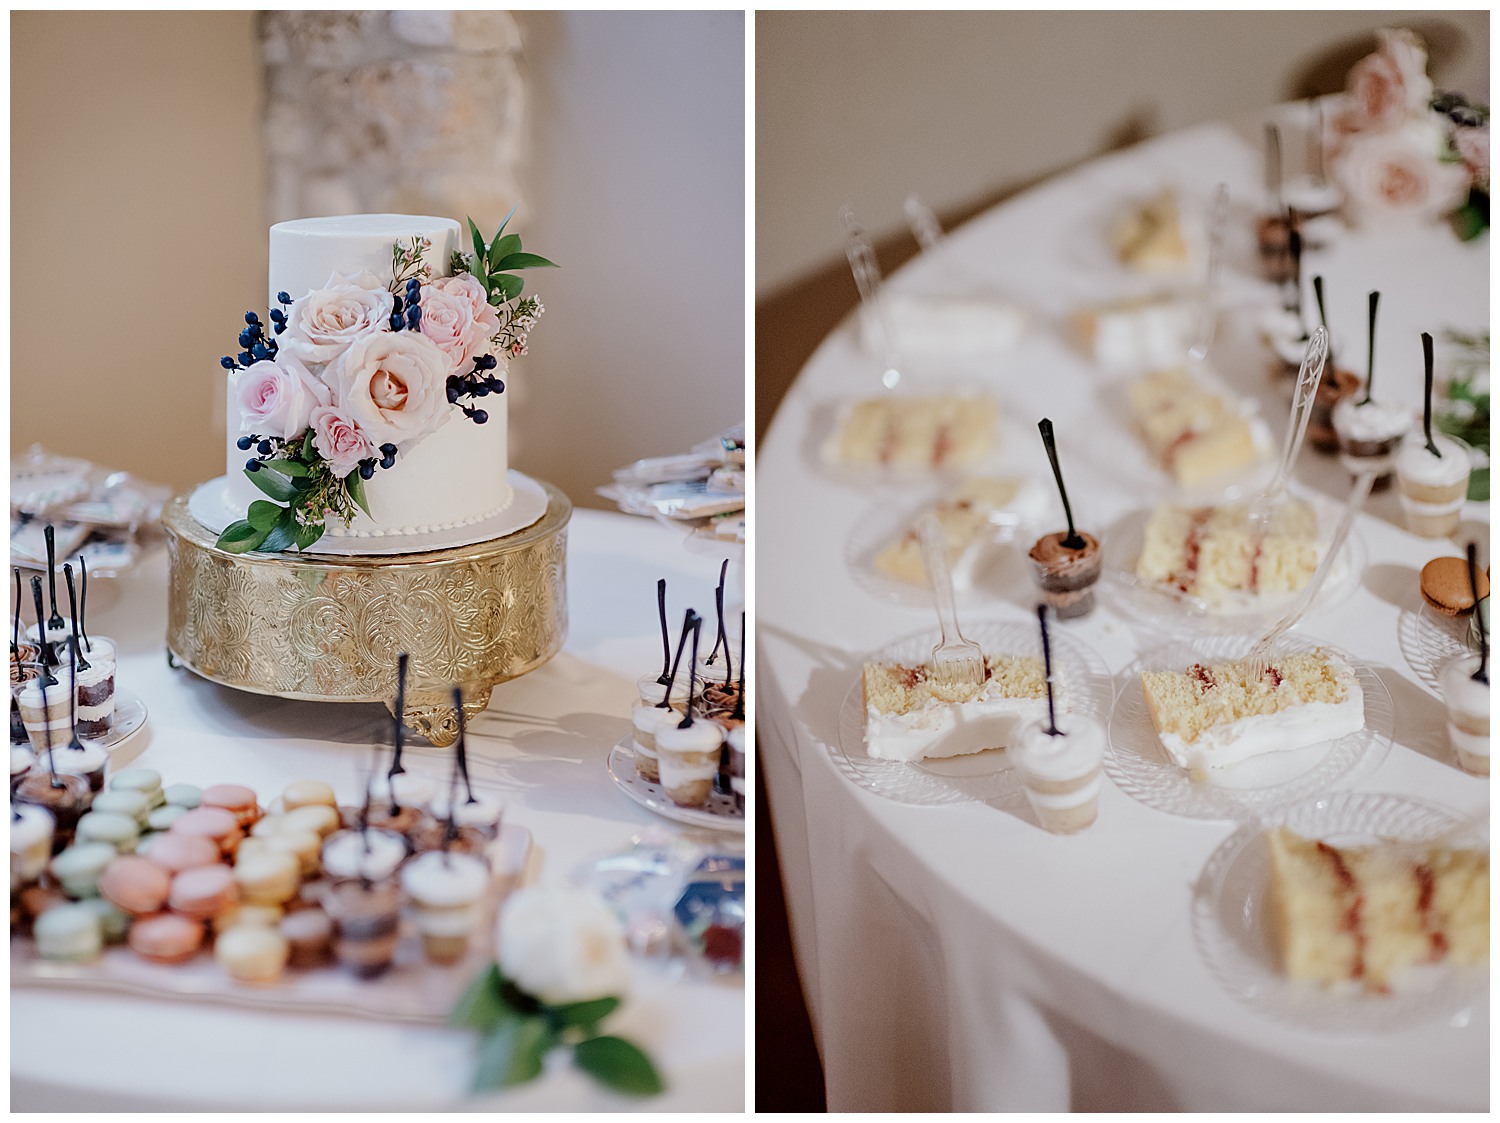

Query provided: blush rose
[280,271,396,366]
[1336,28,1434,137]
[327,329,453,448]
[1333,117,1472,226]
[229,354,330,440]
[309,406,375,478]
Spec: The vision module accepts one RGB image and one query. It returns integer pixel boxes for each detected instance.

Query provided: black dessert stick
[1036,604,1060,737]
[732,612,745,722]
[66,637,85,751]
[1312,275,1336,374]
[443,685,466,858]
[451,683,476,804]
[655,579,671,684]
[677,616,704,730]
[63,565,88,673]
[43,526,64,635]
[1466,542,1488,685]
[1360,291,1380,406]
[1310,98,1327,185]
[1037,419,1084,550]
[1287,224,1305,324]
[78,556,91,653]
[12,568,21,657]
[29,577,56,690]
[706,560,728,666]
[658,609,699,710]
[389,653,408,778]
[1421,331,1441,457]
[1266,123,1284,214]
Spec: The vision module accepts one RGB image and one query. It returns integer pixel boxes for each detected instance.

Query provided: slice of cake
[863,656,1050,762]
[1110,189,1189,274]
[1268,826,1489,993]
[828,395,999,473]
[1136,499,1321,606]
[1140,650,1364,772]
[1071,295,1194,372]
[1127,369,1259,485]
[872,477,1026,588]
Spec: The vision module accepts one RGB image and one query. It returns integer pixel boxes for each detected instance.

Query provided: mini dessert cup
[631,702,679,782]
[1332,397,1413,490]
[400,849,489,963]
[320,826,409,883]
[637,672,690,710]
[324,879,403,978]
[63,637,116,740]
[1306,368,1363,454]
[11,804,55,889]
[1028,531,1103,620]
[1440,654,1489,776]
[655,720,723,808]
[1255,213,1297,284]
[15,769,92,851]
[725,726,746,812]
[1010,713,1106,834]
[427,791,504,842]
[15,678,72,757]
[1396,432,1472,538]
[50,742,109,793]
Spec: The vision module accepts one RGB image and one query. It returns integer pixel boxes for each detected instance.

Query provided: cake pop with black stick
[1028,419,1103,620]
[632,609,699,782]
[654,615,723,808]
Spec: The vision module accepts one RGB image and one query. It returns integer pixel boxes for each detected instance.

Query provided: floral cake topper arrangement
[216,212,554,554]
[1330,28,1488,239]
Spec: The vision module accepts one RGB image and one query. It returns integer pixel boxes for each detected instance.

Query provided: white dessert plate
[832,620,1114,806]
[11,824,532,1025]
[1104,493,1367,640]
[1397,601,1480,697]
[607,738,744,835]
[842,480,1050,609]
[1192,792,1488,1033]
[1106,634,1393,821]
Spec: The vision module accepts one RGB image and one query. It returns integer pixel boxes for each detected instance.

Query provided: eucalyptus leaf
[257,507,299,554]
[246,467,297,503]
[451,964,511,1032]
[260,458,310,477]
[215,520,270,554]
[573,1035,665,1097]
[548,996,620,1031]
[345,469,373,519]
[496,252,558,271]
[247,500,283,532]
[472,1016,554,1091]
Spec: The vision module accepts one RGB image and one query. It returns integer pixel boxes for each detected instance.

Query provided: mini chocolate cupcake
[1027,532,1103,620]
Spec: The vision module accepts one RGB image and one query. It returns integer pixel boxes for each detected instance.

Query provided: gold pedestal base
[163,483,570,746]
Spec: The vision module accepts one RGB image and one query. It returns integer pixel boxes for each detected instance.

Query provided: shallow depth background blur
[755,9,1489,442]
[753,9,1487,1113]
[11,10,745,508]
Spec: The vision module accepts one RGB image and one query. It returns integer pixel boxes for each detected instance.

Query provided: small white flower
[497,886,630,1005]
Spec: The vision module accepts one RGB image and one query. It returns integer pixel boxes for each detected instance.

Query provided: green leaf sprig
[214,431,372,555]
[460,207,558,309]
[450,964,664,1098]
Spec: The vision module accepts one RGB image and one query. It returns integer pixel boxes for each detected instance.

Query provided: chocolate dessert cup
[1028,531,1103,619]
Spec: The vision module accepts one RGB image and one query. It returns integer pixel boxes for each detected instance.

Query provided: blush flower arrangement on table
[450,886,665,1097]
[1329,28,1489,239]
[216,212,553,554]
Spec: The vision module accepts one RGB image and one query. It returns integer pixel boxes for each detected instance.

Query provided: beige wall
[12,11,746,509]
[756,10,1489,299]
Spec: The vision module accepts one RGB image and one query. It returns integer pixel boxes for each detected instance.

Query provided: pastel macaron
[215,924,290,983]
[164,784,202,809]
[49,843,118,899]
[110,769,165,808]
[169,864,240,921]
[77,897,131,943]
[168,807,244,858]
[234,850,300,906]
[213,904,284,933]
[200,784,262,829]
[282,780,338,812]
[147,804,190,832]
[74,811,141,854]
[141,832,222,874]
[33,902,104,962]
[90,789,152,827]
[98,855,172,916]
[128,912,205,964]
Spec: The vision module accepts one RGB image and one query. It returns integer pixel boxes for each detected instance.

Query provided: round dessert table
[11,509,744,1112]
[757,110,1488,1111]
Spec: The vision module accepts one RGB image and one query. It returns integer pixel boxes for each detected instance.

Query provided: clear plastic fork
[1246,325,1328,550]
[917,512,986,688]
[841,205,903,390]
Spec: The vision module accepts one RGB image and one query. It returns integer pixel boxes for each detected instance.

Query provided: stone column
[260,11,526,234]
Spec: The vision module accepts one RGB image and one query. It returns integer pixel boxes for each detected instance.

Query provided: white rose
[229,353,330,440]
[327,329,453,448]
[1332,117,1472,226]
[280,274,396,366]
[497,886,631,1005]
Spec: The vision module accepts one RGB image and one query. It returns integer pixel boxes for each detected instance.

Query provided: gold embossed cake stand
[163,483,570,746]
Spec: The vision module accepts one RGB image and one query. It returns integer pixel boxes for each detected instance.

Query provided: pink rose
[415,286,484,371]
[431,273,502,343]
[309,406,375,478]
[280,271,395,366]
[1332,118,1471,226]
[229,354,330,440]
[1454,126,1489,191]
[327,330,453,448]
[1335,28,1434,137]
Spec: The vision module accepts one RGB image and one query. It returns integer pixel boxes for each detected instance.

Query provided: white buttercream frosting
[321,828,408,882]
[401,849,488,907]
[866,687,1051,763]
[1396,431,1471,487]
[1010,713,1106,785]
[367,771,433,810]
[1332,397,1413,443]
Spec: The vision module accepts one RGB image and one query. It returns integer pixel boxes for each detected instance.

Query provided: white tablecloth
[757,114,1488,1112]
[11,508,744,1112]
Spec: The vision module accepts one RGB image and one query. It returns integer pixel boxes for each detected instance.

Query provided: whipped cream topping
[400,849,489,907]
[1441,655,1489,726]
[429,792,504,831]
[321,828,408,882]
[1010,713,1106,783]
[656,720,723,756]
[367,772,433,811]
[50,744,109,779]
[1397,431,1471,487]
[1332,397,1413,443]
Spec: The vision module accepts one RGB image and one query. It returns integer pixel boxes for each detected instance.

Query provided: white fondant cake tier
[190,471,549,557]
[222,214,513,551]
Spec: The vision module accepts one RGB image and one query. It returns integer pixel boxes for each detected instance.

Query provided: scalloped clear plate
[1398,601,1478,696]
[832,620,1115,805]
[1105,492,1367,641]
[1192,792,1487,1033]
[607,739,743,834]
[1106,634,1392,821]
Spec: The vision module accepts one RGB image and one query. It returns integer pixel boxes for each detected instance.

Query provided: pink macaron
[128,912,205,964]
[168,864,239,921]
[142,833,222,875]
[98,855,172,917]
[200,784,262,829]
[169,807,244,858]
